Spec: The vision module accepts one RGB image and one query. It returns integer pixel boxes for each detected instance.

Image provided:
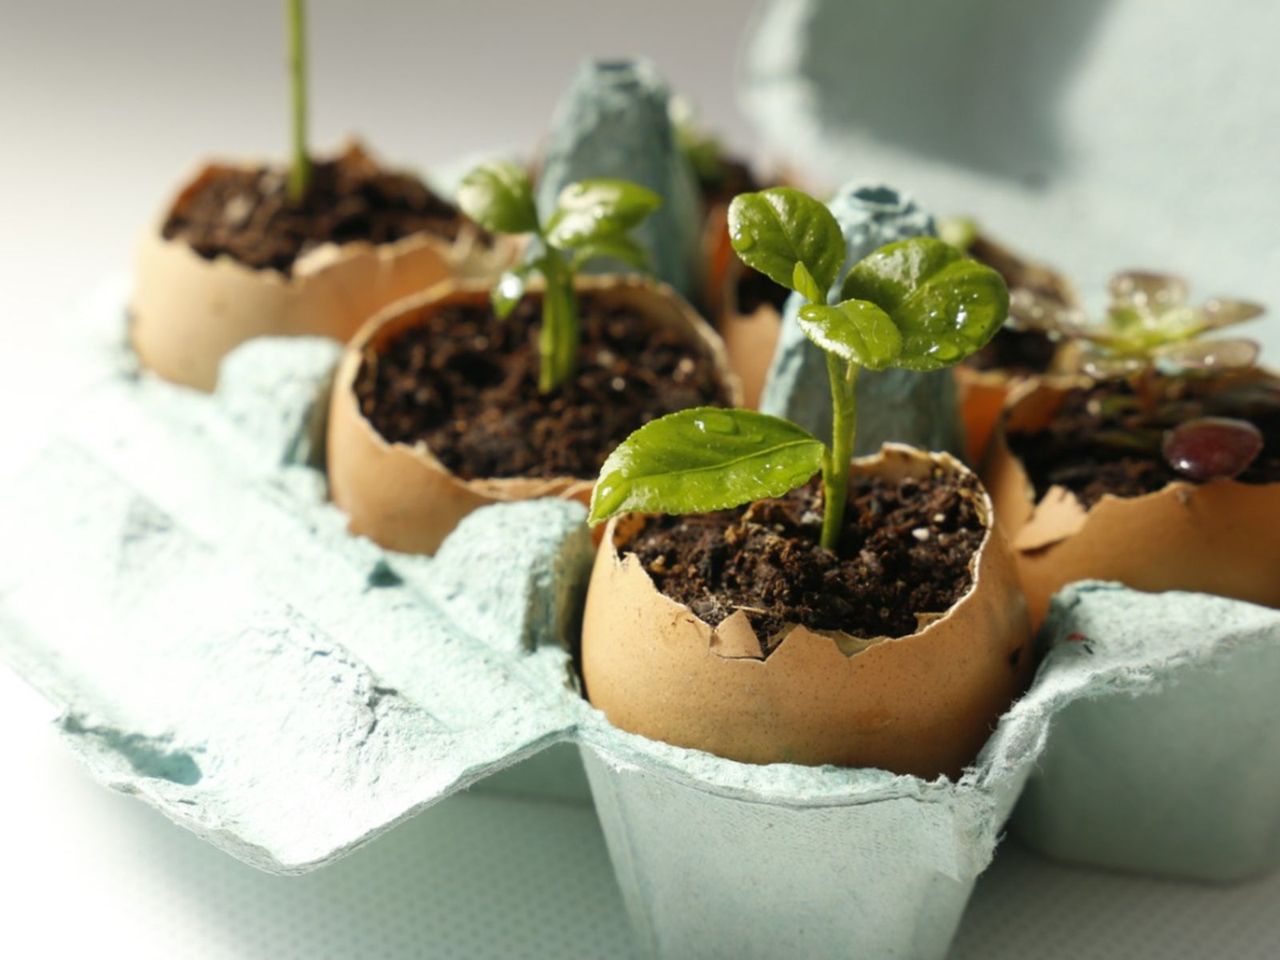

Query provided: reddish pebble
[1162,417,1263,481]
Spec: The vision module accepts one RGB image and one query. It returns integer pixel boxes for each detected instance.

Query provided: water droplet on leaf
[693,411,739,435]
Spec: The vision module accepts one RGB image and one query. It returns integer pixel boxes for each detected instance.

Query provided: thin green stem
[538,249,579,393]
[286,0,311,203]
[820,355,860,551]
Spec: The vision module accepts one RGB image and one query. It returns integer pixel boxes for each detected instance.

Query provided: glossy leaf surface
[797,301,902,371]
[588,408,823,524]
[840,237,1009,371]
[727,188,844,300]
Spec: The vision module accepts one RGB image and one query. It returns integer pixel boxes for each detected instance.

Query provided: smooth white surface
[1,2,1278,957]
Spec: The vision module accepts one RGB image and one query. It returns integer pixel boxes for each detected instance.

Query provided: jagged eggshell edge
[327,275,742,556]
[582,444,1033,779]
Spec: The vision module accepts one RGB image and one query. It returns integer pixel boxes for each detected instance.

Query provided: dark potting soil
[625,469,986,654]
[733,266,791,316]
[161,147,477,275]
[965,327,1059,375]
[1008,376,1280,507]
[355,293,730,481]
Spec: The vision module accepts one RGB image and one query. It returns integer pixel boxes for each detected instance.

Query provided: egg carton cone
[536,57,703,300]
[759,181,964,458]
[1011,582,1280,883]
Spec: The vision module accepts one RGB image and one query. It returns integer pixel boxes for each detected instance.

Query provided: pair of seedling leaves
[458,161,662,393]
[590,187,1010,550]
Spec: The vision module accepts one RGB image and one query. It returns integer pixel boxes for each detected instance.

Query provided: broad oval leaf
[570,234,651,272]
[797,301,902,371]
[727,188,844,301]
[544,179,662,249]
[588,408,823,524]
[840,237,1009,371]
[456,161,539,235]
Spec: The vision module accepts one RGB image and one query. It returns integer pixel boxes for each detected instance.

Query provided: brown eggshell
[984,377,1280,629]
[955,366,1011,465]
[582,445,1033,780]
[328,275,742,556]
[130,146,518,391]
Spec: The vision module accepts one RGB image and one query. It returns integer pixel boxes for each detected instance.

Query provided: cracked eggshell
[984,377,1280,630]
[328,275,741,556]
[582,445,1033,780]
[130,147,518,392]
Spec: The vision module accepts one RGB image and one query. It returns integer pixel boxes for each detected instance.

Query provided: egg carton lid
[739,0,1280,358]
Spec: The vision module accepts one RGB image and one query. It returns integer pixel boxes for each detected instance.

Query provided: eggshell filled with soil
[131,145,516,391]
[328,275,740,556]
[582,445,1033,780]
[983,377,1280,629]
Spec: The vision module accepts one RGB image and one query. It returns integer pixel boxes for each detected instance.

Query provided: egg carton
[1,273,1278,960]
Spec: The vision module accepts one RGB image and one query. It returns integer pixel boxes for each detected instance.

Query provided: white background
[1,2,1278,957]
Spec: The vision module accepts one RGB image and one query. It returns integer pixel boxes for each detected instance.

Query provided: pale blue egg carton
[3,278,1278,960]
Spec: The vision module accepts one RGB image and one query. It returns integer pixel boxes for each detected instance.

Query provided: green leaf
[570,234,651,272]
[792,262,824,304]
[840,236,1008,371]
[491,264,534,320]
[727,187,844,301]
[544,179,662,249]
[797,301,902,371]
[457,161,539,235]
[588,408,824,524]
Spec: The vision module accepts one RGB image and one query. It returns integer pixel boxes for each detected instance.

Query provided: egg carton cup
[0,281,1276,960]
[1011,582,1280,883]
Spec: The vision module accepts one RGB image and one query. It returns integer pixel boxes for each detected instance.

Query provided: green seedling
[286,0,310,202]
[457,161,662,393]
[588,187,1009,550]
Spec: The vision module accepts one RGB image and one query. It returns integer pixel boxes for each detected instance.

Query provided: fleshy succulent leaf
[1152,338,1261,374]
[727,187,844,301]
[457,161,539,235]
[797,301,902,371]
[544,179,662,249]
[588,408,824,524]
[840,237,1009,371]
